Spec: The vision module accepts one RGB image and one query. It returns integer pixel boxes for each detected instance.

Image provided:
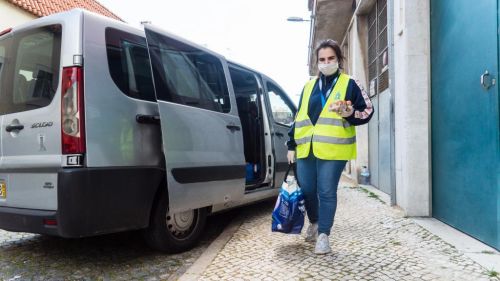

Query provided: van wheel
[144,191,207,253]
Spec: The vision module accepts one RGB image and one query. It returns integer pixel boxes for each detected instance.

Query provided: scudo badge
[31,122,53,129]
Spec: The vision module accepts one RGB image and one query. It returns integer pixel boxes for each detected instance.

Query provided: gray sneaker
[305,223,318,242]
[314,233,331,254]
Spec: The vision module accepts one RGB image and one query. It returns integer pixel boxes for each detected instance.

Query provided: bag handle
[283,163,300,186]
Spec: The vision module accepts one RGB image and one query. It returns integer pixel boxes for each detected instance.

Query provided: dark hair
[315,39,345,69]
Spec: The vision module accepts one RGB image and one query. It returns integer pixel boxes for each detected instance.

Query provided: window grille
[368,0,389,98]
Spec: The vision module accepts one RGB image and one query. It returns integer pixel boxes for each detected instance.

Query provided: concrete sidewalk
[179,180,500,281]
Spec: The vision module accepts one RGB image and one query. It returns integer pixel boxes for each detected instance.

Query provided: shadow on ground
[0,205,251,280]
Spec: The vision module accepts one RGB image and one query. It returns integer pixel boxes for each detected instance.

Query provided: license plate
[0,181,6,199]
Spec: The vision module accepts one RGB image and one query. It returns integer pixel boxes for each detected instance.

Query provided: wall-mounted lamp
[286,16,311,22]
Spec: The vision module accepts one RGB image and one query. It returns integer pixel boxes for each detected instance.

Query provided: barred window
[368,0,389,97]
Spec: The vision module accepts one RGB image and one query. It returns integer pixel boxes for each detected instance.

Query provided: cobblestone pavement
[0,210,236,281]
[199,184,500,281]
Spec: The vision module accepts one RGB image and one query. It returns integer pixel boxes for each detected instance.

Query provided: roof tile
[6,0,122,21]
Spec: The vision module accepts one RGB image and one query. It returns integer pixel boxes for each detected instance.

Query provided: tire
[143,189,207,253]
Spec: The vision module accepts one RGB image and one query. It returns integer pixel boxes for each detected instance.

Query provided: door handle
[6,124,24,132]
[226,124,241,131]
[136,114,160,125]
[275,132,284,137]
[480,70,496,90]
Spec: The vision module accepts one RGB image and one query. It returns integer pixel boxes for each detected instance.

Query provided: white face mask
[318,62,339,76]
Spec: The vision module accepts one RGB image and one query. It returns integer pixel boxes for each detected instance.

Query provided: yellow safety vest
[294,73,356,160]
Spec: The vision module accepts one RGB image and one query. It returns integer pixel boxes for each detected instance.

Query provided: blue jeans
[297,153,346,236]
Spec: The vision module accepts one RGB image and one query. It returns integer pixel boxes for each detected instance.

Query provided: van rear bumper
[0,166,164,237]
[0,207,58,235]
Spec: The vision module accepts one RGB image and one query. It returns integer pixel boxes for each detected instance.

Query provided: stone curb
[177,214,243,281]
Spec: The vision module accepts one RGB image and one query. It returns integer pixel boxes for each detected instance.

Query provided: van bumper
[0,207,58,235]
[0,167,164,237]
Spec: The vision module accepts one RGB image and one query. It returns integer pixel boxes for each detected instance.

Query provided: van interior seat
[236,96,260,164]
[247,100,260,161]
[16,74,29,101]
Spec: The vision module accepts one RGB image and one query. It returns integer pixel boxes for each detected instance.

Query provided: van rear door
[0,25,63,210]
[144,25,246,213]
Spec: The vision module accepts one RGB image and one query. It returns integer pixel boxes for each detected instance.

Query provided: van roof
[6,8,127,35]
[3,9,289,94]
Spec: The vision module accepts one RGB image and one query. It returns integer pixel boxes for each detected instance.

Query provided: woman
[287,39,374,254]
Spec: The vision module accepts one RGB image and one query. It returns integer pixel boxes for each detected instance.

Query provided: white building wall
[329,0,432,216]
[345,15,370,182]
[335,0,431,216]
[0,1,36,31]
[393,0,431,216]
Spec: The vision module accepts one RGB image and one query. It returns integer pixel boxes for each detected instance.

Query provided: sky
[96,0,311,104]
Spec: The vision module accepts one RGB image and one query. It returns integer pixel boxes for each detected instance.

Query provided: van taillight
[0,28,12,37]
[61,67,85,154]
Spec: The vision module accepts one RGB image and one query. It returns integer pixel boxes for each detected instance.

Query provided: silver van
[0,9,297,253]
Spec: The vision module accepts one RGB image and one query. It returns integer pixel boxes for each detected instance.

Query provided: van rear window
[105,28,156,102]
[0,25,61,115]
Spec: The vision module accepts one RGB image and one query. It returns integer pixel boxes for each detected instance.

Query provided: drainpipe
[387,0,396,206]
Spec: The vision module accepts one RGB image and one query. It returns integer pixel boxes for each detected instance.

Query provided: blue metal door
[431,0,500,249]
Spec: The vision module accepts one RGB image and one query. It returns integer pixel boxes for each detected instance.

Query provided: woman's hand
[287,150,296,164]
[329,100,353,117]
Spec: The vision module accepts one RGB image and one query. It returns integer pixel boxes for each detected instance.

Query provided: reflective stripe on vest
[316,117,351,128]
[294,73,357,160]
[312,135,356,144]
[294,119,313,128]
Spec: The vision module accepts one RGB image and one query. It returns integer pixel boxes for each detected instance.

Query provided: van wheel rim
[166,210,196,239]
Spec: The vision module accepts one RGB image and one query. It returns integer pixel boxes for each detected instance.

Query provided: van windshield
[0,25,62,115]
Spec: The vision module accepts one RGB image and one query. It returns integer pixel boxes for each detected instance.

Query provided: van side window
[0,47,4,111]
[0,48,4,78]
[266,82,295,127]
[146,30,230,113]
[0,25,62,115]
[105,28,156,102]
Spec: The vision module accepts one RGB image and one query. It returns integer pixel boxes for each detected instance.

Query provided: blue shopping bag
[271,164,305,234]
